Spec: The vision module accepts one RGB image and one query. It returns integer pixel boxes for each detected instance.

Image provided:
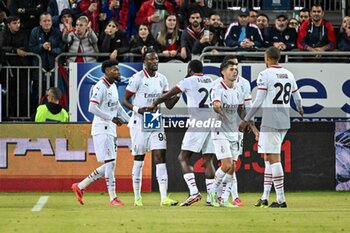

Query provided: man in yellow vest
[34,87,69,122]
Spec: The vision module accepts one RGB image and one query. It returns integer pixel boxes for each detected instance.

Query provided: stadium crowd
[0,0,349,119]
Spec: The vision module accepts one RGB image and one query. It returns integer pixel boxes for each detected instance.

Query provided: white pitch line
[31,196,49,212]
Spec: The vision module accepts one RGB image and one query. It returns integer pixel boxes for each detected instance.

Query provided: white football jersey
[213,76,252,106]
[90,77,119,136]
[176,73,214,120]
[126,69,169,128]
[257,65,299,129]
[211,80,244,141]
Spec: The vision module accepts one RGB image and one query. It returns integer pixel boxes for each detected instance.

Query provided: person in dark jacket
[0,16,30,117]
[264,14,297,51]
[297,4,336,51]
[224,8,262,50]
[99,19,129,61]
[9,0,44,36]
[129,24,162,57]
[338,16,350,51]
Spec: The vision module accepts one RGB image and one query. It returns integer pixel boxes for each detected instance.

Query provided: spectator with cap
[224,7,262,50]
[34,87,69,122]
[297,3,336,51]
[298,8,309,24]
[57,8,75,32]
[47,0,73,28]
[264,14,297,51]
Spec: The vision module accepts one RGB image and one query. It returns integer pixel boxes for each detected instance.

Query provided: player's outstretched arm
[150,87,181,110]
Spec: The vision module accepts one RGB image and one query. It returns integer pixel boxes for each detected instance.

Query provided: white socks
[156,163,168,199]
[78,164,105,190]
[261,161,272,200]
[132,161,144,199]
[105,160,117,201]
[213,167,226,193]
[271,162,285,203]
[230,172,239,200]
[205,178,215,202]
[221,174,233,202]
[183,173,199,195]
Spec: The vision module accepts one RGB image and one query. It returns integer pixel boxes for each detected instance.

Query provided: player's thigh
[130,127,147,155]
[230,140,240,161]
[237,132,244,156]
[93,134,116,162]
[149,131,167,151]
[213,139,233,160]
[202,132,216,154]
[181,130,210,153]
[258,126,287,154]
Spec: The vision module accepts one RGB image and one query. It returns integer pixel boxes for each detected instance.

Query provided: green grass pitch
[0,191,348,233]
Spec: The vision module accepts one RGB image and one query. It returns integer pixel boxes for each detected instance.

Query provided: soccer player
[122,47,179,207]
[149,60,216,206]
[209,61,247,208]
[240,46,303,208]
[214,55,253,207]
[72,59,130,206]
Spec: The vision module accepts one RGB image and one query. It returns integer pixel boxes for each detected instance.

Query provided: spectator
[338,16,350,51]
[0,16,29,117]
[47,0,72,28]
[34,87,69,122]
[99,19,129,61]
[59,8,75,33]
[192,25,219,55]
[156,13,182,61]
[288,18,299,32]
[63,15,99,63]
[9,0,44,36]
[264,14,297,51]
[129,24,162,55]
[297,4,336,51]
[340,15,350,32]
[249,9,258,24]
[256,13,269,34]
[29,12,63,73]
[187,0,213,27]
[180,10,203,61]
[72,0,102,34]
[209,13,225,46]
[224,8,262,50]
[298,8,309,24]
[135,0,176,38]
[0,9,6,32]
[100,0,137,41]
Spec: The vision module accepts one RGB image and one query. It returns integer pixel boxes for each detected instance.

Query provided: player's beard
[150,64,158,71]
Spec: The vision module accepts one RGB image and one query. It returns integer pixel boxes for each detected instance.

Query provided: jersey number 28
[272,82,291,104]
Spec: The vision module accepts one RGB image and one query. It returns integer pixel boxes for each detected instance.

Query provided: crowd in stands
[0,0,349,119]
[0,0,349,66]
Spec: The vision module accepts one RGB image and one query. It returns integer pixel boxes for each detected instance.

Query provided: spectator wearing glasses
[298,8,309,24]
[249,9,258,24]
[297,4,336,51]
[288,18,299,32]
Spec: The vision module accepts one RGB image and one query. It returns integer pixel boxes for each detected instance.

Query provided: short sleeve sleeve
[162,76,170,93]
[90,83,104,104]
[126,75,139,94]
[176,78,192,93]
[211,86,222,103]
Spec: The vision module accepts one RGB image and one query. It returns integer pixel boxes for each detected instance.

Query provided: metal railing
[199,46,350,62]
[1,53,42,120]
